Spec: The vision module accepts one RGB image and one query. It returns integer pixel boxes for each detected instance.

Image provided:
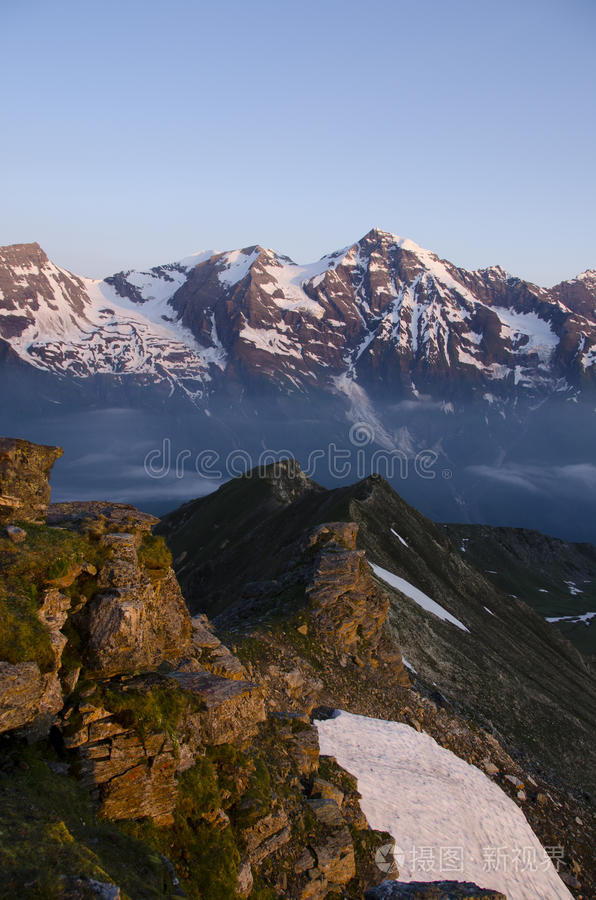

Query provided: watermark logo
[142,424,450,483]
[348,421,375,447]
[374,843,565,876]
[375,843,401,874]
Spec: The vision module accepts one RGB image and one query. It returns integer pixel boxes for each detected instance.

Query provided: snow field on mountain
[315,710,573,900]
[492,307,558,361]
[370,562,470,632]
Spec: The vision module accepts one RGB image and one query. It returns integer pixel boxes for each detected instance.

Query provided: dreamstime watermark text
[143,423,453,483]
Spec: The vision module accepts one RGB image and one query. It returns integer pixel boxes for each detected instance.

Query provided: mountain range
[1,229,595,402]
[1,229,595,544]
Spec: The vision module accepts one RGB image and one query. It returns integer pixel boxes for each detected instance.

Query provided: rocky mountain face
[2,442,593,898]
[158,459,596,895]
[1,231,595,404]
[2,231,596,547]
[158,461,596,797]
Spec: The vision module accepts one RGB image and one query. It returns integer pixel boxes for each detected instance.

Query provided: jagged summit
[2,229,592,408]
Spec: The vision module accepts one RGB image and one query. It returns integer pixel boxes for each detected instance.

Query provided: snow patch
[390,528,408,548]
[547,611,595,626]
[239,325,302,358]
[370,562,470,632]
[564,580,583,596]
[493,308,558,362]
[315,710,573,900]
[217,248,261,286]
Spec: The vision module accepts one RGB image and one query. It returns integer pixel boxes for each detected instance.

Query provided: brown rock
[294,848,316,874]
[298,878,329,900]
[168,669,266,745]
[237,859,253,897]
[311,776,344,805]
[307,798,345,827]
[243,811,291,864]
[83,538,191,677]
[0,587,72,735]
[201,644,248,681]
[312,825,356,885]
[190,614,221,650]
[4,524,26,543]
[287,726,320,776]
[0,437,62,524]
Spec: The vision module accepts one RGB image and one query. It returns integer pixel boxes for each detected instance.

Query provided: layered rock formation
[0,441,400,899]
[160,459,596,898]
[3,440,594,898]
[0,436,62,524]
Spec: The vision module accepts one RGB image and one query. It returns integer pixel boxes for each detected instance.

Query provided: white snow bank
[547,611,595,626]
[492,307,558,361]
[315,710,573,900]
[370,563,469,633]
[217,248,261,286]
[390,528,409,547]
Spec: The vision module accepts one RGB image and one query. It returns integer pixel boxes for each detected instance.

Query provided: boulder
[0,437,62,524]
[83,536,191,677]
[168,669,266,745]
[364,882,507,899]
[4,524,26,543]
[312,825,356,886]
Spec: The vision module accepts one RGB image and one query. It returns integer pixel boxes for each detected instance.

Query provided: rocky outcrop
[0,660,59,734]
[190,613,249,679]
[60,668,265,823]
[81,535,192,677]
[0,587,71,735]
[305,522,390,660]
[0,436,62,524]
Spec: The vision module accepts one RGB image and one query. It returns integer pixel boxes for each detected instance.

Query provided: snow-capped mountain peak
[0,233,594,406]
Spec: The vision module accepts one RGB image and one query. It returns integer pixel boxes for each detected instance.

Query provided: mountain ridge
[1,229,594,405]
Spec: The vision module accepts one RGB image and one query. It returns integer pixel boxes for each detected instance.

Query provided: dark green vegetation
[138,533,172,574]
[120,714,374,900]
[0,523,103,668]
[159,461,596,798]
[0,739,172,899]
[443,523,596,659]
[102,681,190,744]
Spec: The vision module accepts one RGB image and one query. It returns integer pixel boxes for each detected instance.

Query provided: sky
[1,0,594,285]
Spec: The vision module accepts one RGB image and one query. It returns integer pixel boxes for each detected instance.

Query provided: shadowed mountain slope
[158,461,596,798]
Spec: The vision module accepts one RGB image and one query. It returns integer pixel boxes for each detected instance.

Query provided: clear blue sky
[1,0,594,285]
